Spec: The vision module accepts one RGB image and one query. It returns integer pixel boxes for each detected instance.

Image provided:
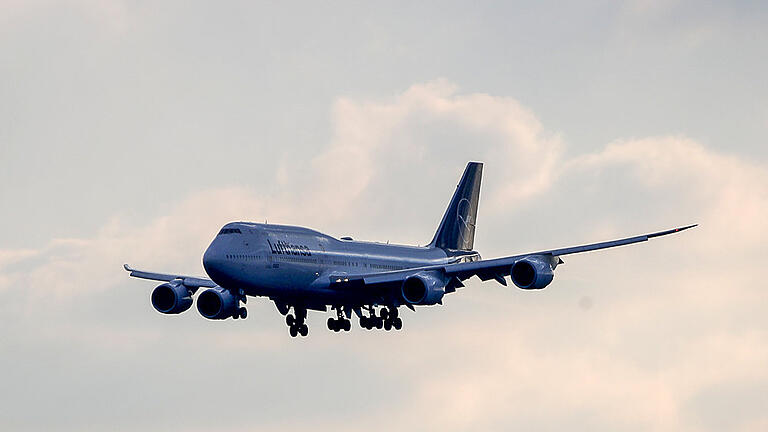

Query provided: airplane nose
[202,243,224,279]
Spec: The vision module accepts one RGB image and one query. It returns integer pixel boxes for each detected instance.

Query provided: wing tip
[648,224,698,239]
[123,263,133,272]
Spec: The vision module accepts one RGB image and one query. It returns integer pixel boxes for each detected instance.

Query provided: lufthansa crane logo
[456,198,474,246]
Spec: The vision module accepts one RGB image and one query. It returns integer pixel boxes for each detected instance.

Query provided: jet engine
[151,281,193,314]
[196,287,238,320]
[401,272,446,305]
[510,256,555,290]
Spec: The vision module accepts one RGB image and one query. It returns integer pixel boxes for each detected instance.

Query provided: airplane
[124,162,696,337]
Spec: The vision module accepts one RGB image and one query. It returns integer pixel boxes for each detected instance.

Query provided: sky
[1,1,767,431]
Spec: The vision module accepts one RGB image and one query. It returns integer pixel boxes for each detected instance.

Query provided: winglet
[123,264,133,272]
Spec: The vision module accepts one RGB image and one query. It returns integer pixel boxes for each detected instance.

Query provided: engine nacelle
[510,256,555,290]
[401,272,446,305]
[151,282,193,314]
[196,288,237,320]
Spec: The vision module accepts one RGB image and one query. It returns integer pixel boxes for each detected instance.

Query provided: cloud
[373,135,768,431]
[567,136,768,255]
[328,79,563,202]
[301,79,564,244]
[1,80,767,431]
[0,188,258,298]
[0,249,37,266]
[374,320,768,432]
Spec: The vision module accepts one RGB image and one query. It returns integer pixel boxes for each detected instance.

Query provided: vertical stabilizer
[429,162,483,251]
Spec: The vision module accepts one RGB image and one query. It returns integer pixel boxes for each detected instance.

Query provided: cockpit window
[218,228,242,235]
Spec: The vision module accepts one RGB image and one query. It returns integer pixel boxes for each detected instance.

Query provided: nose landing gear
[231,290,248,320]
[232,307,247,319]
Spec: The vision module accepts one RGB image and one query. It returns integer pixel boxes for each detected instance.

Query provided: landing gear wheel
[289,325,298,337]
[239,307,247,319]
[380,309,389,320]
[384,320,392,331]
[286,314,295,326]
[343,320,351,331]
[375,319,383,330]
[299,324,308,337]
[327,318,335,331]
[394,317,403,330]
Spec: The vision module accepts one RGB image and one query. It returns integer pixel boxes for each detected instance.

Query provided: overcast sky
[1,1,767,431]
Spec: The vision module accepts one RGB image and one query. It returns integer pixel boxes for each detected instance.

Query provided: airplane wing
[441,224,698,283]
[330,224,697,292]
[123,264,217,288]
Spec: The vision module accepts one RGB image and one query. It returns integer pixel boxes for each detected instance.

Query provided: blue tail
[429,162,483,251]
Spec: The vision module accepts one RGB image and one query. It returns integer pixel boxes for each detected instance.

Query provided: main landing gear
[327,306,351,332]
[231,289,247,320]
[232,307,247,320]
[285,307,308,338]
[360,306,402,331]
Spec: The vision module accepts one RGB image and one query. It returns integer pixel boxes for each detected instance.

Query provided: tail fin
[429,162,483,251]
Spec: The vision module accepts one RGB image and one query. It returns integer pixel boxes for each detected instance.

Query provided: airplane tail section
[429,162,483,251]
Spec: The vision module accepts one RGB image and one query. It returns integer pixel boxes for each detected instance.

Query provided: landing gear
[360,316,370,329]
[359,305,381,330]
[327,318,351,332]
[393,317,402,330]
[286,307,308,338]
[384,306,402,331]
[327,306,351,332]
[232,291,248,319]
[359,306,402,331]
[232,307,247,319]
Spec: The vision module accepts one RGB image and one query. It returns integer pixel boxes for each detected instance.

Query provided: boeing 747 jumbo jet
[125,162,695,337]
